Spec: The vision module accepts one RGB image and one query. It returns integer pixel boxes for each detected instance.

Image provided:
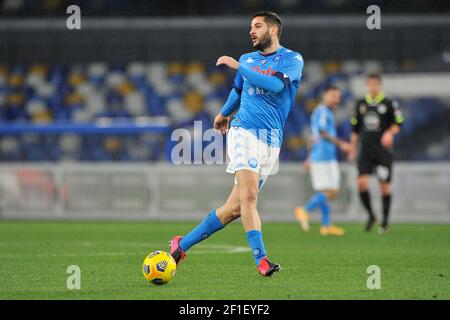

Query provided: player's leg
[379,181,391,233]
[318,162,344,236]
[235,169,279,276]
[169,185,240,265]
[235,169,263,254]
[357,150,377,231]
[296,161,343,235]
[216,184,241,224]
[295,161,326,232]
[376,150,394,233]
[358,174,377,231]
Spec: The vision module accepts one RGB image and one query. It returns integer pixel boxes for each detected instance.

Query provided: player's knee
[379,183,391,195]
[358,178,368,191]
[326,190,338,200]
[239,187,258,205]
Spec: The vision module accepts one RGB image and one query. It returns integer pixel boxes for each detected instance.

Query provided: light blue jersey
[231,46,304,147]
[310,104,338,162]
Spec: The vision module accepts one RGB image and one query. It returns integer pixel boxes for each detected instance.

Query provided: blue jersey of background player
[295,86,351,236]
[169,11,303,277]
[310,103,338,162]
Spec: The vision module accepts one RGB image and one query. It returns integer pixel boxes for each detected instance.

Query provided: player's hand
[213,113,230,135]
[381,131,394,148]
[216,56,239,70]
[338,141,352,153]
[347,147,356,161]
[303,159,310,171]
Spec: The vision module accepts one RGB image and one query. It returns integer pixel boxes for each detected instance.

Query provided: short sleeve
[233,55,246,93]
[351,101,361,133]
[317,109,328,132]
[392,100,404,126]
[274,53,304,87]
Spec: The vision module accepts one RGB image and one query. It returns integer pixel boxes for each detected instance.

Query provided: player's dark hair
[324,85,340,93]
[367,73,382,81]
[252,11,282,39]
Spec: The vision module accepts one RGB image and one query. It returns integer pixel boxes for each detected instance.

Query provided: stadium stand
[0,60,449,162]
[1,0,449,16]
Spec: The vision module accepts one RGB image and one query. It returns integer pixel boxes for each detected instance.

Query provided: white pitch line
[0,244,250,258]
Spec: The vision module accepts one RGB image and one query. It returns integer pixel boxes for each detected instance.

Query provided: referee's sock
[305,192,326,213]
[359,191,375,219]
[382,194,391,227]
[179,209,224,252]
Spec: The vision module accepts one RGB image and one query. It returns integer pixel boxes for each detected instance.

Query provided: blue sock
[246,230,267,265]
[304,192,326,213]
[179,209,224,252]
[320,198,331,226]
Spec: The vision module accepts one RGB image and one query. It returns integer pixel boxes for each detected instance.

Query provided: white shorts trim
[310,161,340,191]
[226,127,280,190]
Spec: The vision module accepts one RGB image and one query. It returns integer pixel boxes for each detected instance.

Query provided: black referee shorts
[357,145,393,182]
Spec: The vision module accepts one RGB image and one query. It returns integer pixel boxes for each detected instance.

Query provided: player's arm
[381,100,403,148]
[236,64,285,93]
[216,55,284,93]
[214,72,243,134]
[316,109,350,152]
[320,131,351,152]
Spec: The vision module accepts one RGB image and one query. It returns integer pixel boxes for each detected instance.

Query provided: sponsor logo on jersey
[251,66,277,76]
[273,55,282,62]
[246,57,254,63]
[247,86,270,96]
[363,111,381,130]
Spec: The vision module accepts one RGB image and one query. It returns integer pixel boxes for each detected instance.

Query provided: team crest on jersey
[261,59,267,65]
[359,104,367,114]
[377,104,387,114]
[248,158,258,168]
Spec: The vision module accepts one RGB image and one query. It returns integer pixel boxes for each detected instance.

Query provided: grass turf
[0,221,449,300]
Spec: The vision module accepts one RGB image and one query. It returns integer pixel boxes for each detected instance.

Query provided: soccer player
[169,11,303,277]
[294,86,351,236]
[348,73,403,234]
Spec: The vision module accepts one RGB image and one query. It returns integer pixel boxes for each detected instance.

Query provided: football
[142,251,177,285]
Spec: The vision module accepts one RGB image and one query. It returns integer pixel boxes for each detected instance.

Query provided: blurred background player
[169,11,303,276]
[348,73,404,234]
[294,85,351,236]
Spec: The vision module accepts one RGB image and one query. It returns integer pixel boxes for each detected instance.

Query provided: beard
[253,31,272,51]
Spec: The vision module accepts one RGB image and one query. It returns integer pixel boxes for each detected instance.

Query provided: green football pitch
[0,221,449,300]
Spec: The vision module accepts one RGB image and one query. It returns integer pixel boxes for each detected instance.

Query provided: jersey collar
[365,92,385,105]
[258,46,283,57]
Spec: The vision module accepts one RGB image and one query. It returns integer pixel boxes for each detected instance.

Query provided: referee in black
[348,73,404,233]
